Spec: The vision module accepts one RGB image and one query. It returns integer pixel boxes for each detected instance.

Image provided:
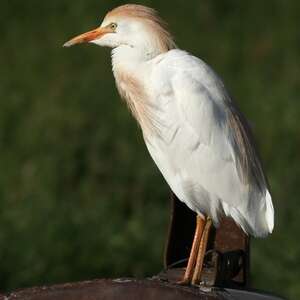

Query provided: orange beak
[63,26,111,47]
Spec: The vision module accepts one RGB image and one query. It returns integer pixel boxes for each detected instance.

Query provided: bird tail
[264,190,274,233]
[249,189,274,237]
[223,189,274,238]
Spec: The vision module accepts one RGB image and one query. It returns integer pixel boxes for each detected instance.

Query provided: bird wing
[146,50,273,236]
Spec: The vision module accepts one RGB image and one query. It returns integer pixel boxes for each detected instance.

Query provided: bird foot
[176,278,191,286]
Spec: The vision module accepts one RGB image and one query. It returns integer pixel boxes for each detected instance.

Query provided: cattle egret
[64,4,274,285]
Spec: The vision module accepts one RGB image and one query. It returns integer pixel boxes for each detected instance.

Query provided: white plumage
[64,4,274,240]
[143,49,274,237]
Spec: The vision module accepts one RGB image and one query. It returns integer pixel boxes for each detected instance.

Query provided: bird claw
[176,279,191,286]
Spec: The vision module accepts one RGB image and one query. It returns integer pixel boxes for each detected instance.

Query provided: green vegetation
[1,1,299,299]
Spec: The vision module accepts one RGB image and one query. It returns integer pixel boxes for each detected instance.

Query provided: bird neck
[111,45,161,136]
[111,44,161,71]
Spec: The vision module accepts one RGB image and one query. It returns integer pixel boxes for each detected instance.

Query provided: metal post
[163,192,249,287]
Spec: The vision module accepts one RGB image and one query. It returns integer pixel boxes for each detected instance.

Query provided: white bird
[64,4,274,285]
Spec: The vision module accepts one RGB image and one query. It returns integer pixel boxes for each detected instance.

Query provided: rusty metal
[164,192,249,287]
[1,278,286,300]
[0,279,226,300]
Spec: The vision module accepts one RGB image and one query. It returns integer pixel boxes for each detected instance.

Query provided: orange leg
[178,215,205,284]
[191,217,212,285]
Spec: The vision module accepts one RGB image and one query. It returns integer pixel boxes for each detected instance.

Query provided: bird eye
[110,23,118,30]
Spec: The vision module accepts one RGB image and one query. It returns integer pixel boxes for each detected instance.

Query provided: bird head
[63,4,176,58]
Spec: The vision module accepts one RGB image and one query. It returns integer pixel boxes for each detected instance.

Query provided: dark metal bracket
[163,192,249,287]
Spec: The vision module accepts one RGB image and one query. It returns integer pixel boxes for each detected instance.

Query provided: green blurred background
[0,0,299,299]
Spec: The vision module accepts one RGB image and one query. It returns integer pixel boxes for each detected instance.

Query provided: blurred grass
[0,0,299,299]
